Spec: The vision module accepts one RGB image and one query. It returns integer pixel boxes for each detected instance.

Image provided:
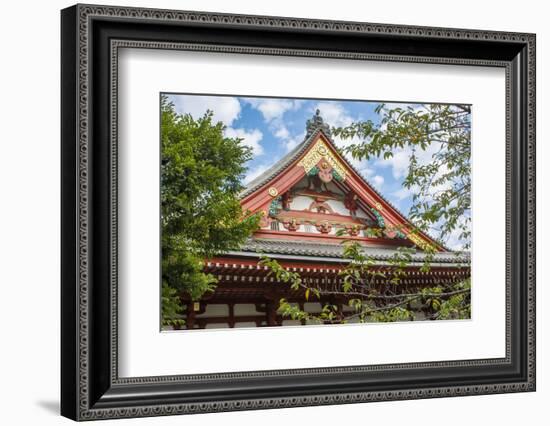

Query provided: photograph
[57,3,536,420]
[160,94,472,330]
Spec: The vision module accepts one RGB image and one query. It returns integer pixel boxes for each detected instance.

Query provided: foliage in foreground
[160,96,259,327]
[250,103,473,324]
[259,103,472,324]
[161,100,472,327]
[260,240,470,324]
[333,103,471,249]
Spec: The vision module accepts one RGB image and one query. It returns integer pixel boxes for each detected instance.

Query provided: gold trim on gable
[407,232,432,251]
[297,139,347,181]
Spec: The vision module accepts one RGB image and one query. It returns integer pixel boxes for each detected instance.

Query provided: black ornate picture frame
[61,4,536,421]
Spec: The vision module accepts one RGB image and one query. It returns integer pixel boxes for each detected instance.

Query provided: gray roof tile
[231,238,470,264]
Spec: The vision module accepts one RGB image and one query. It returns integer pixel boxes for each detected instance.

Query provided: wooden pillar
[266,302,277,326]
[186,303,196,329]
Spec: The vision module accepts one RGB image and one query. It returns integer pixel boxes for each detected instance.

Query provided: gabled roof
[240,128,323,199]
[239,110,448,252]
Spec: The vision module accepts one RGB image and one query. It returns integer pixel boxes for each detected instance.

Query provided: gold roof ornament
[298,139,347,181]
[267,187,279,197]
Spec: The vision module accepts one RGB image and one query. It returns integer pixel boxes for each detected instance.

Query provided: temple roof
[240,126,325,199]
[224,238,469,265]
[238,110,448,252]
[213,110,472,267]
[239,112,416,228]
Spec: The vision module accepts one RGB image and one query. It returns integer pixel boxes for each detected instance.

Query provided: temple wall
[290,194,369,220]
[233,303,261,316]
[289,195,312,211]
[325,199,348,215]
[187,300,430,329]
[196,304,229,317]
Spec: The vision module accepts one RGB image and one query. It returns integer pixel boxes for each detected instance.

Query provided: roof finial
[306,109,331,138]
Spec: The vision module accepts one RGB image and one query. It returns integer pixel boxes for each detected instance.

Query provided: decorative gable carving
[240,110,446,252]
[297,139,347,182]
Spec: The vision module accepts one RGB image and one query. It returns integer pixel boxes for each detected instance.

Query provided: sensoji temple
[181,110,470,329]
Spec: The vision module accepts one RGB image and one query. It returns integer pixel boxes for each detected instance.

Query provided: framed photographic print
[61,4,536,421]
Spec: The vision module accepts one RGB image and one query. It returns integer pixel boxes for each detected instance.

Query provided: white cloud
[379,148,411,180]
[372,175,385,190]
[170,95,241,126]
[243,155,282,184]
[355,162,375,177]
[361,167,374,177]
[445,230,465,251]
[243,98,307,154]
[374,140,442,181]
[224,127,264,156]
[244,98,303,122]
[281,131,306,153]
[334,134,365,156]
[274,126,290,139]
[436,215,470,251]
[392,186,415,201]
[314,102,354,128]
[313,102,361,154]
[243,164,270,184]
[257,100,292,121]
[370,104,445,180]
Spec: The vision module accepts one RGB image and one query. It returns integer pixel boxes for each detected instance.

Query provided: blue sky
[165,93,469,250]
[166,94,415,208]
